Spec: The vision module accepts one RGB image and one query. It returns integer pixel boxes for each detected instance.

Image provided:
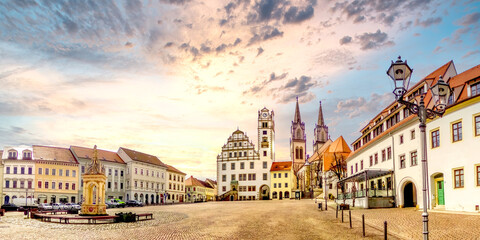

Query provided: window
[222,186,226,192]
[231,174,236,181]
[108,182,111,188]
[66,183,69,190]
[45,182,49,189]
[278,183,282,188]
[452,121,462,142]
[476,165,480,186]
[263,151,267,156]
[8,150,17,159]
[263,130,267,135]
[410,151,418,166]
[355,163,358,173]
[274,183,277,188]
[66,170,69,177]
[360,160,364,170]
[141,169,144,175]
[115,170,118,176]
[263,161,267,169]
[454,168,464,188]
[5,167,9,174]
[72,184,76,190]
[285,183,288,188]
[23,151,31,160]
[285,173,288,178]
[400,155,406,169]
[234,152,237,157]
[411,129,415,140]
[369,156,373,166]
[382,150,386,162]
[278,173,281,178]
[81,166,85,173]
[21,167,25,174]
[28,167,32,174]
[14,167,17,174]
[52,182,56,189]
[52,169,56,176]
[28,181,32,189]
[387,147,392,159]
[374,153,378,164]
[38,181,42,188]
[244,151,247,156]
[239,162,244,169]
[13,181,17,188]
[231,163,235,170]
[475,116,480,136]
[250,162,254,169]
[431,129,440,148]
[262,122,268,128]
[263,173,267,180]
[472,82,480,96]
[121,171,124,177]
[222,163,227,170]
[72,170,76,177]
[274,173,277,178]
[45,168,49,175]
[38,167,42,174]
[20,180,24,188]
[351,166,353,174]
[229,152,232,158]
[399,134,404,144]
[59,182,63,190]
[222,175,226,182]
[59,169,63,176]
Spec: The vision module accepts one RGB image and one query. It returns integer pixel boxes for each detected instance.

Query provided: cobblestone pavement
[0,200,477,240]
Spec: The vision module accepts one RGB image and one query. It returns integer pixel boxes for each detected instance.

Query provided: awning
[339,169,393,183]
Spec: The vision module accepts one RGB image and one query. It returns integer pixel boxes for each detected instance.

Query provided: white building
[217,107,274,200]
[118,147,167,204]
[71,146,127,202]
[2,146,35,204]
[342,61,480,212]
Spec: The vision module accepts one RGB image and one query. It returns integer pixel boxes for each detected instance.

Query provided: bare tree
[292,162,305,190]
[329,152,347,203]
[313,160,323,188]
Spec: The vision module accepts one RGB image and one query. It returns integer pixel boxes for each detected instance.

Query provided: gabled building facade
[165,164,186,203]
[118,147,167,204]
[270,161,292,200]
[2,146,35,204]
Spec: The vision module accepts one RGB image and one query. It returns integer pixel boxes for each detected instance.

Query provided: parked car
[69,203,81,210]
[51,203,66,210]
[109,199,126,208]
[126,200,144,207]
[105,201,114,209]
[39,203,53,211]
[1,203,18,211]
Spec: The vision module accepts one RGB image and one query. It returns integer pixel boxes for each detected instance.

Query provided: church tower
[313,101,329,152]
[258,107,275,162]
[290,97,306,164]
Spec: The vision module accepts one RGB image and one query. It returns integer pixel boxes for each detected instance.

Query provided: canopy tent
[338,169,393,184]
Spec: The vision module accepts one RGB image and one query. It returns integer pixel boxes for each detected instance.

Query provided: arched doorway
[285,191,290,199]
[134,193,138,200]
[259,185,270,200]
[156,195,159,204]
[127,194,130,201]
[279,191,283,200]
[403,182,416,207]
[272,191,277,199]
[230,195,234,201]
[140,194,144,202]
[4,195,10,204]
[151,194,154,204]
[145,194,149,204]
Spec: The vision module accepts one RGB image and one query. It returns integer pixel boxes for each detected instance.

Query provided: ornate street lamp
[387,56,451,240]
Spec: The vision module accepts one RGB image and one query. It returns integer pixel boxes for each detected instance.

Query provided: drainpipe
[390,132,396,207]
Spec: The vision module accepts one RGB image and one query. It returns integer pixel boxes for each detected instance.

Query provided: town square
[1,0,480,239]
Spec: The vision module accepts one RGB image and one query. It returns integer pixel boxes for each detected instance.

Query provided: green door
[437,181,445,205]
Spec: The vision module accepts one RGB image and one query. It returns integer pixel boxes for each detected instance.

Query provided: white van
[12,198,38,209]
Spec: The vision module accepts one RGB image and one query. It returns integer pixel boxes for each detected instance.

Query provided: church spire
[294,96,301,123]
[317,101,325,126]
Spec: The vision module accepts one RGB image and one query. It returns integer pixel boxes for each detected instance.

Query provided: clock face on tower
[262,112,268,118]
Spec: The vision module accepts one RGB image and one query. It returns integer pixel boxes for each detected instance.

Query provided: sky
[0,0,479,180]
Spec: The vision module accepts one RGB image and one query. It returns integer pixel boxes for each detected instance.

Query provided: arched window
[8,150,18,159]
[295,148,299,159]
[22,150,32,160]
[300,148,303,159]
[272,191,277,199]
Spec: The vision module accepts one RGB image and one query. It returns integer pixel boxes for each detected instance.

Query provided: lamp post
[387,56,451,240]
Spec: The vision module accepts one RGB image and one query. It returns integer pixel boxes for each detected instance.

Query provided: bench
[136,213,153,221]
[33,213,117,224]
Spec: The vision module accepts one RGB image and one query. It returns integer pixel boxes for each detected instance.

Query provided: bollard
[384,221,387,240]
[341,209,344,223]
[336,205,338,218]
[362,214,365,237]
[349,210,352,229]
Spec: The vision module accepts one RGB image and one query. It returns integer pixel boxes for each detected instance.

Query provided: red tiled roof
[119,147,166,167]
[165,164,186,175]
[33,145,77,164]
[197,179,214,189]
[270,161,292,171]
[70,146,125,164]
[447,64,480,103]
[185,176,206,187]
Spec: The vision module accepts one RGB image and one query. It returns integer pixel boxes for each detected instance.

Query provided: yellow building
[185,176,206,202]
[33,146,79,203]
[270,161,292,200]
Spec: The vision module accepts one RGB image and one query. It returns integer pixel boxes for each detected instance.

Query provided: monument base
[80,203,107,216]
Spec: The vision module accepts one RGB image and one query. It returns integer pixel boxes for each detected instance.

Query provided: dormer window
[8,150,18,159]
[448,92,455,105]
[23,150,32,160]
[471,82,479,97]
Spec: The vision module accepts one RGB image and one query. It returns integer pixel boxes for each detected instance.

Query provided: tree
[313,160,323,188]
[292,162,305,190]
[329,152,347,203]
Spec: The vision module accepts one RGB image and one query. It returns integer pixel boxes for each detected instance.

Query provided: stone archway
[259,184,270,200]
[151,194,154,204]
[401,181,417,208]
[4,195,9,204]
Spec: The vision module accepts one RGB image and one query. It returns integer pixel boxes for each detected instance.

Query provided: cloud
[415,17,442,27]
[356,30,394,50]
[462,50,480,59]
[273,75,319,103]
[243,72,289,96]
[164,42,174,48]
[125,42,134,48]
[458,12,480,26]
[284,5,315,23]
[339,36,352,45]
[256,47,264,57]
[160,0,191,5]
[433,46,443,53]
[335,93,393,119]
[248,26,284,45]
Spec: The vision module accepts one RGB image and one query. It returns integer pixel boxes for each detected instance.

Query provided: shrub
[115,212,137,223]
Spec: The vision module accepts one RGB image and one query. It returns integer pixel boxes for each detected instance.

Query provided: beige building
[2,146,36,204]
[270,161,292,200]
[165,164,186,203]
[33,146,79,203]
[185,176,207,202]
